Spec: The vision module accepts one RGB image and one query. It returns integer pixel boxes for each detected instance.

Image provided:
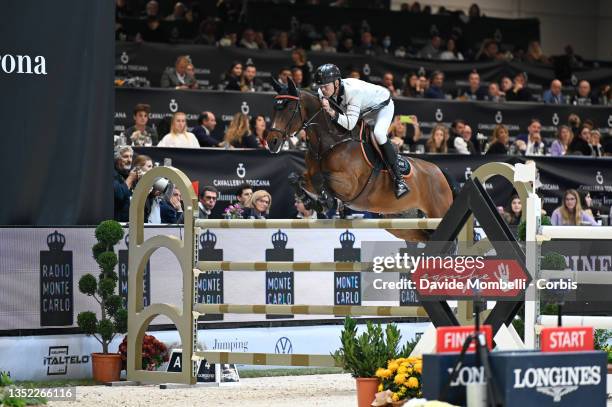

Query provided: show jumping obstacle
[127,162,540,385]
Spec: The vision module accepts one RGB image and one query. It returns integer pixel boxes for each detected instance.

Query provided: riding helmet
[313,64,341,85]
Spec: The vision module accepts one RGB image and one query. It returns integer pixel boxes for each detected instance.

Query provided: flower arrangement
[119,334,170,370]
[223,203,244,219]
[372,356,423,406]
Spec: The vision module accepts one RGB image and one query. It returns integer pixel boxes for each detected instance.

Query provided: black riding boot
[380,140,410,199]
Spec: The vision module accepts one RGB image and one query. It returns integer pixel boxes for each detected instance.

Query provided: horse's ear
[287,78,300,97]
[271,77,284,94]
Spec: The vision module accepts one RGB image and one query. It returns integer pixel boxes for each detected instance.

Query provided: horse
[267,79,453,241]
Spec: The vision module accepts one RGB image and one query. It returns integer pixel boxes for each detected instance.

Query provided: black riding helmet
[313,64,341,86]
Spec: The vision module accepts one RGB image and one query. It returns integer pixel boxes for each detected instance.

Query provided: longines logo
[0,53,47,75]
[43,346,89,375]
[513,365,601,402]
[274,337,293,354]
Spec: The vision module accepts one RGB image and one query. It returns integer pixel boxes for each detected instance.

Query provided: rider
[313,63,409,198]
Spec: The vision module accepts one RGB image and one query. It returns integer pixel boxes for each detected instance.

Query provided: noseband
[270,94,323,144]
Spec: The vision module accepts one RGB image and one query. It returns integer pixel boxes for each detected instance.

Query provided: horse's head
[268,78,303,153]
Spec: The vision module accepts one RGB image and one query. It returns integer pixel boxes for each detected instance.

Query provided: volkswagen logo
[274,337,293,354]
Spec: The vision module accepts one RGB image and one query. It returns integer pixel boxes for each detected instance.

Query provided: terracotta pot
[91,353,122,383]
[356,377,379,407]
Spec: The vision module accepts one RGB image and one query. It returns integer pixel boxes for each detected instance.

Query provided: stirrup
[394,180,410,199]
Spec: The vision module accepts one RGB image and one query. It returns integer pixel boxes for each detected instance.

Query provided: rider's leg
[374,101,410,198]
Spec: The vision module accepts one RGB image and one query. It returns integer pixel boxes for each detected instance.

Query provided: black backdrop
[0,0,114,225]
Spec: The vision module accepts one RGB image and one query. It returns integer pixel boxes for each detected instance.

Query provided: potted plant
[119,334,170,371]
[77,220,128,383]
[372,356,423,406]
[333,317,402,407]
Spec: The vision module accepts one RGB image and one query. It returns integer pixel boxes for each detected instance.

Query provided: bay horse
[267,79,453,241]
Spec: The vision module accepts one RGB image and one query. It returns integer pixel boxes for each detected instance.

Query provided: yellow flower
[392,393,400,402]
[387,361,400,372]
[378,383,383,392]
[407,357,418,364]
[375,368,386,378]
[398,386,406,395]
[413,363,422,374]
[394,374,406,385]
[397,365,408,375]
[407,376,419,389]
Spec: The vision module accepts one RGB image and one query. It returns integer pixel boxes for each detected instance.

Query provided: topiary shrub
[76,220,126,354]
[518,215,551,241]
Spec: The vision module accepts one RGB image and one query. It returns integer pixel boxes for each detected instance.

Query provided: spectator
[140,16,166,43]
[144,177,168,224]
[185,63,198,89]
[549,125,573,156]
[410,2,421,13]
[240,63,262,92]
[567,125,594,156]
[418,35,441,59]
[198,186,218,219]
[125,103,159,146]
[572,80,595,105]
[295,195,323,219]
[223,61,243,91]
[347,68,361,79]
[251,115,269,149]
[468,3,481,19]
[222,113,259,148]
[382,72,399,97]
[158,112,200,148]
[160,55,197,89]
[477,39,498,62]
[388,117,407,149]
[132,154,153,174]
[165,2,186,21]
[505,72,531,102]
[243,190,272,219]
[485,124,510,155]
[426,124,449,153]
[487,82,504,102]
[424,71,445,99]
[503,194,522,225]
[338,37,355,53]
[401,73,419,97]
[551,189,598,226]
[525,41,550,64]
[235,183,253,207]
[439,38,464,61]
[271,31,292,51]
[380,35,393,55]
[542,79,564,104]
[568,113,581,136]
[254,31,268,49]
[291,49,312,87]
[277,66,292,85]
[499,76,513,97]
[582,192,602,220]
[460,71,486,101]
[446,119,465,153]
[218,32,237,47]
[160,185,184,224]
[291,67,304,88]
[113,145,138,222]
[356,31,380,56]
[239,28,258,49]
[192,112,220,147]
[523,119,545,156]
[195,18,218,45]
[459,124,476,154]
[590,129,603,156]
[142,0,160,19]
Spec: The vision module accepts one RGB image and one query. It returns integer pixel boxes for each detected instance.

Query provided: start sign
[541,327,594,352]
[436,325,493,353]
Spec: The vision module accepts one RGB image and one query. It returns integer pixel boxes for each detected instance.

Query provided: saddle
[355,121,412,177]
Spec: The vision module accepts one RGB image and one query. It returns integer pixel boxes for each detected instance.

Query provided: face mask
[383,38,391,48]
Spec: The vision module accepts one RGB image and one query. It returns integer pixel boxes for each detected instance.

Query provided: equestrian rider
[313,64,410,198]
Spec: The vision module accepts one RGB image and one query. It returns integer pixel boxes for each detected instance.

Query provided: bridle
[269,94,323,145]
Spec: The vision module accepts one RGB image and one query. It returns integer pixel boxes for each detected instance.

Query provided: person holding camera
[113,145,139,222]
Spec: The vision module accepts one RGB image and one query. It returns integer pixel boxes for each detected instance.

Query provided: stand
[440,298,499,406]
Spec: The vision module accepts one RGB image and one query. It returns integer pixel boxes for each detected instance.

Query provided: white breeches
[373,99,394,145]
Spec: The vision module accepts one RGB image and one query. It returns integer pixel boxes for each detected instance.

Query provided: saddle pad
[358,121,412,177]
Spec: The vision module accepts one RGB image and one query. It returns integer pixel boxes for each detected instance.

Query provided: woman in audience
[388,116,407,150]
[439,38,464,61]
[590,129,603,156]
[251,115,268,149]
[567,125,593,156]
[132,154,154,174]
[485,124,509,154]
[551,189,598,226]
[401,72,419,97]
[223,61,243,91]
[549,125,573,156]
[157,112,200,148]
[425,124,448,153]
[223,113,259,148]
[291,48,312,87]
[503,194,522,225]
[243,189,272,219]
[294,195,323,219]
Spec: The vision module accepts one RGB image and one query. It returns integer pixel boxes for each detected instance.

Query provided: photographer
[113,145,139,222]
[144,177,170,224]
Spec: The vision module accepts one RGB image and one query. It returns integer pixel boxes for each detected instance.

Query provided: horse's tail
[440,168,458,200]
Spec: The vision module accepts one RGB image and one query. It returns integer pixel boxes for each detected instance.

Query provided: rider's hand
[321,98,335,117]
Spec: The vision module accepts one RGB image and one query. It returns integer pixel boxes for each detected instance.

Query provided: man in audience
[198,186,219,219]
[160,185,184,223]
[277,67,292,84]
[542,79,564,104]
[239,28,259,49]
[356,31,380,56]
[460,124,477,154]
[424,70,445,99]
[142,0,159,18]
[382,72,399,96]
[241,63,262,92]
[113,146,138,222]
[487,82,504,102]
[460,71,486,100]
[125,103,159,146]
[418,35,441,59]
[446,119,466,153]
[505,72,531,102]
[236,183,253,207]
[572,80,595,105]
[519,119,546,156]
[192,111,220,147]
[160,55,197,89]
[291,67,304,88]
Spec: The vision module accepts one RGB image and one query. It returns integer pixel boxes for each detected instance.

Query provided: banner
[0,0,114,225]
[115,88,612,141]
